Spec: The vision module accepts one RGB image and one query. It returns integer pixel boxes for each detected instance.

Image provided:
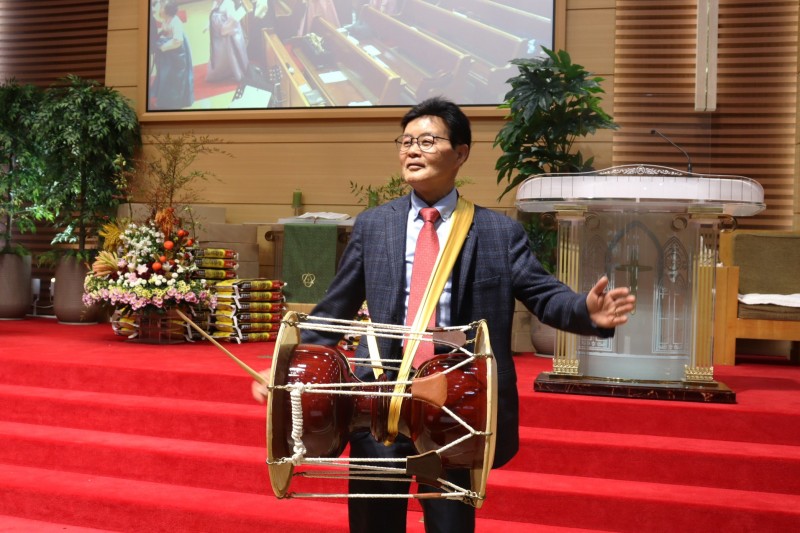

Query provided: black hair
[163,1,178,17]
[400,96,472,148]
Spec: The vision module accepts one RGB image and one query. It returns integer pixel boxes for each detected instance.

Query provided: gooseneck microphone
[651,129,693,174]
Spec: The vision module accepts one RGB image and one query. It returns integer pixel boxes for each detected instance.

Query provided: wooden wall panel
[105,28,138,89]
[0,0,110,85]
[566,8,616,75]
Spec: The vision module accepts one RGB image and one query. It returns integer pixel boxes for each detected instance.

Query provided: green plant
[350,174,411,207]
[0,79,53,255]
[34,75,141,261]
[350,174,472,207]
[494,47,618,199]
[522,213,558,274]
[119,131,228,220]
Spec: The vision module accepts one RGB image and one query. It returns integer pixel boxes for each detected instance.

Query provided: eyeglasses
[394,134,450,153]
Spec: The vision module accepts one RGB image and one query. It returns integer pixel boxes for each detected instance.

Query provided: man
[267,97,635,532]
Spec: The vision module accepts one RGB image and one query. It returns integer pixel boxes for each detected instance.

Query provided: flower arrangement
[83,208,216,315]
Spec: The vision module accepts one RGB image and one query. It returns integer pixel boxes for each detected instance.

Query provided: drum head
[266,311,302,497]
[471,319,496,508]
[408,319,497,507]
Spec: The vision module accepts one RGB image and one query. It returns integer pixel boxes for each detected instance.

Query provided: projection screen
[147,0,555,112]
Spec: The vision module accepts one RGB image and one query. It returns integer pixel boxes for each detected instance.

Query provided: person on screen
[152,0,194,110]
[206,0,249,83]
[298,0,342,36]
[253,97,635,532]
[247,0,277,70]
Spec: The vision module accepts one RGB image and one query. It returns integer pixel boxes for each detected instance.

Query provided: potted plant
[494,47,618,354]
[0,79,53,319]
[495,47,618,197]
[34,75,141,323]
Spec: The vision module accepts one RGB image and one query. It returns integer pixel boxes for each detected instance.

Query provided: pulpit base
[534,372,736,404]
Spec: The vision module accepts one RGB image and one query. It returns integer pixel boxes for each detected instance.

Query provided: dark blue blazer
[303,194,613,467]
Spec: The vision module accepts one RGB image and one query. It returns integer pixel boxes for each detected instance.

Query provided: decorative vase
[0,254,32,319]
[53,256,99,324]
[530,316,556,357]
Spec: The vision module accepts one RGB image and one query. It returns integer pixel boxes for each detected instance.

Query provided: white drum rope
[289,386,307,465]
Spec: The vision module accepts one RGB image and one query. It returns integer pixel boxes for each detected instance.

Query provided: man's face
[400,115,469,204]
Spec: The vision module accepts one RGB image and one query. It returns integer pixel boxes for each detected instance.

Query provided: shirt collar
[410,188,458,222]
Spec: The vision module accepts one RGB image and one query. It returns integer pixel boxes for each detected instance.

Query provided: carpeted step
[0,420,269,495]
[0,383,265,447]
[518,386,800,446]
[509,425,800,494]
[0,356,258,405]
[0,462,352,533]
[479,468,800,532]
[0,515,122,532]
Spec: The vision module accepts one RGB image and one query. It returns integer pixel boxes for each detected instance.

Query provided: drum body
[266,313,496,505]
[411,354,490,471]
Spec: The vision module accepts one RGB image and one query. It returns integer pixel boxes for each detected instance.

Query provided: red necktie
[407,207,440,366]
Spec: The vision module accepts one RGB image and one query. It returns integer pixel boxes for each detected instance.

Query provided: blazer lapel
[386,196,410,301]
[455,216,477,314]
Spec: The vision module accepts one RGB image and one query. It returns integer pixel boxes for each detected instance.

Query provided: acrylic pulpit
[516,165,765,402]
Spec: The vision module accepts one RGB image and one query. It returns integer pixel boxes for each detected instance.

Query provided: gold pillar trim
[684,364,715,382]
[688,220,719,380]
[550,214,582,375]
[552,356,580,375]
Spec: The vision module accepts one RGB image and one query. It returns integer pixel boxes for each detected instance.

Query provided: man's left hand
[586,276,636,328]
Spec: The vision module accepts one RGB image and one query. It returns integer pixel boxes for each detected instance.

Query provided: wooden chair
[713,230,800,365]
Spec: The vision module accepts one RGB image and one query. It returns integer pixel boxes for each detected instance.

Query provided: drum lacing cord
[289,385,307,465]
[290,467,478,502]
[292,463,478,503]
[432,404,493,457]
[295,315,475,346]
[274,380,414,397]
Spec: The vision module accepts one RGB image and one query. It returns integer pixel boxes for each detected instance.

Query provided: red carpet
[149,64,239,106]
[0,318,799,531]
[191,63,239,102]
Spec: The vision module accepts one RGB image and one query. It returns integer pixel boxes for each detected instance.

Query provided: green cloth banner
[282,223,338,303]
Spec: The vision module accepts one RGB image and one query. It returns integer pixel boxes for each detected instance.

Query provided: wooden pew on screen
[292,17,403,106]
[432,0,552,42]
[263,30,315,107]
[398,0,527,102]
[349,5,471,102]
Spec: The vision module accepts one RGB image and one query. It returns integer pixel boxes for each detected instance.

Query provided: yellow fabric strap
[385,196,475,443]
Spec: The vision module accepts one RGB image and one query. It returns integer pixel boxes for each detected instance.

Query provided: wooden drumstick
[175,309,268,386]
